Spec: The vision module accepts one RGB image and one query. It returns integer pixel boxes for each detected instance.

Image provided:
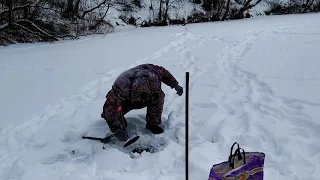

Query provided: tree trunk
[150,0,154,20]
[6,0,13,26]
[22,0,29,19]
[163,0,169,22]
[221,0,231,21]
[66,0,74,13]
[202,0,213,11]
[62,0,75,18]
[158,0,162,21]
[74,0,81,16]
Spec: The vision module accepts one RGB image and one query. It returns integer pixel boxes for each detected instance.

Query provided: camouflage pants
[101,89,165,133]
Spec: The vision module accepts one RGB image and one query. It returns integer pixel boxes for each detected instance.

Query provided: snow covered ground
[1,13,320,180]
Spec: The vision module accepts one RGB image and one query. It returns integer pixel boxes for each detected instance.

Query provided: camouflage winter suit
[101,64,179,133]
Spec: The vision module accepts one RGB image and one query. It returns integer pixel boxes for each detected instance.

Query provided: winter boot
[114,128,129,141]
[146,123,164,134]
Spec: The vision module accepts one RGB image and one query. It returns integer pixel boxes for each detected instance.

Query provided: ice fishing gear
[82,134,140,148]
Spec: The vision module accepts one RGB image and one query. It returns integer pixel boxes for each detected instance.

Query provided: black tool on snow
[82,134,140,148]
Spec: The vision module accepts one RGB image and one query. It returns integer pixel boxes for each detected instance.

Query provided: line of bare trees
[265,0,320,15]
[139,0,263,27]
[142,0,319,27]
[1,0,318,46]
[201,0,262,21]
[0,0,275,46]
[0,0,115,45]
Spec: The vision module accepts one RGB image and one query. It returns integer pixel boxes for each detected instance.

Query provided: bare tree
[157,0,183,23]
[6,0,13,26]
[221,0,231,20]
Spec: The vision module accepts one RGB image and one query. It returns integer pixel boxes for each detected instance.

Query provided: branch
[234,0,262,18]
[91,3,111,29]
[30,5,61,12]
[242,0,253,7]
[0,4,59,17]
[16,19,56,38]
[15,19,77,40]
[168,0,183,7]
[58,34,78,39]
[0,4,29,17]
[0,23,9,31]
[0,34,17,44]
[247,0,262,8]
[81,0,110,19]
[0,0,43,16]
[13,22,49,40]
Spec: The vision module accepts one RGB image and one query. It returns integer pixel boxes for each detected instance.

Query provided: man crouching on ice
[101,64,183,141]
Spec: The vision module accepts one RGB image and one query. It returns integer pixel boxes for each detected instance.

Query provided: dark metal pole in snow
[185,72,189,180]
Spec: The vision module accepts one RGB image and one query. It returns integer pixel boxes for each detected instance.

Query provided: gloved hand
[114,128,129,141]
[175,84,183,96]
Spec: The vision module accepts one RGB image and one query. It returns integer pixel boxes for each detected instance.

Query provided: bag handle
[229,142,239,157]
[230,147,246,169]
[228,142,240,164]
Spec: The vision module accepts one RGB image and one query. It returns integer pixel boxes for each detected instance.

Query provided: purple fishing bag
[208,142,265,180]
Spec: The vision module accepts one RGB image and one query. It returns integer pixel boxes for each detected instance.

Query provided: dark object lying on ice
[82,134,140,147]
[131,147,151,154]
[82,135,157,154]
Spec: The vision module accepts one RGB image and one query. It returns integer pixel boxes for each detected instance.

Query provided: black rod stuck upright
[185,72,189,180]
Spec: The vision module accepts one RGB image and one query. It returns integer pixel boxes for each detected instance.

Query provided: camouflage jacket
[111,64,179,105]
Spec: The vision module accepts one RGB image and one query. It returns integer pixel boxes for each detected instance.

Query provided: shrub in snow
[187,11,210,23]
[168,18,186,25]
[199,0,262,21]
[264,0,320,15]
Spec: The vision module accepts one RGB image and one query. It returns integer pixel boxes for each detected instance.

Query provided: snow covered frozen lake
[1,13,320,180]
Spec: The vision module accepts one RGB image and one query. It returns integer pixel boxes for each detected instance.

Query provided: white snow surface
[1,13,320,180]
